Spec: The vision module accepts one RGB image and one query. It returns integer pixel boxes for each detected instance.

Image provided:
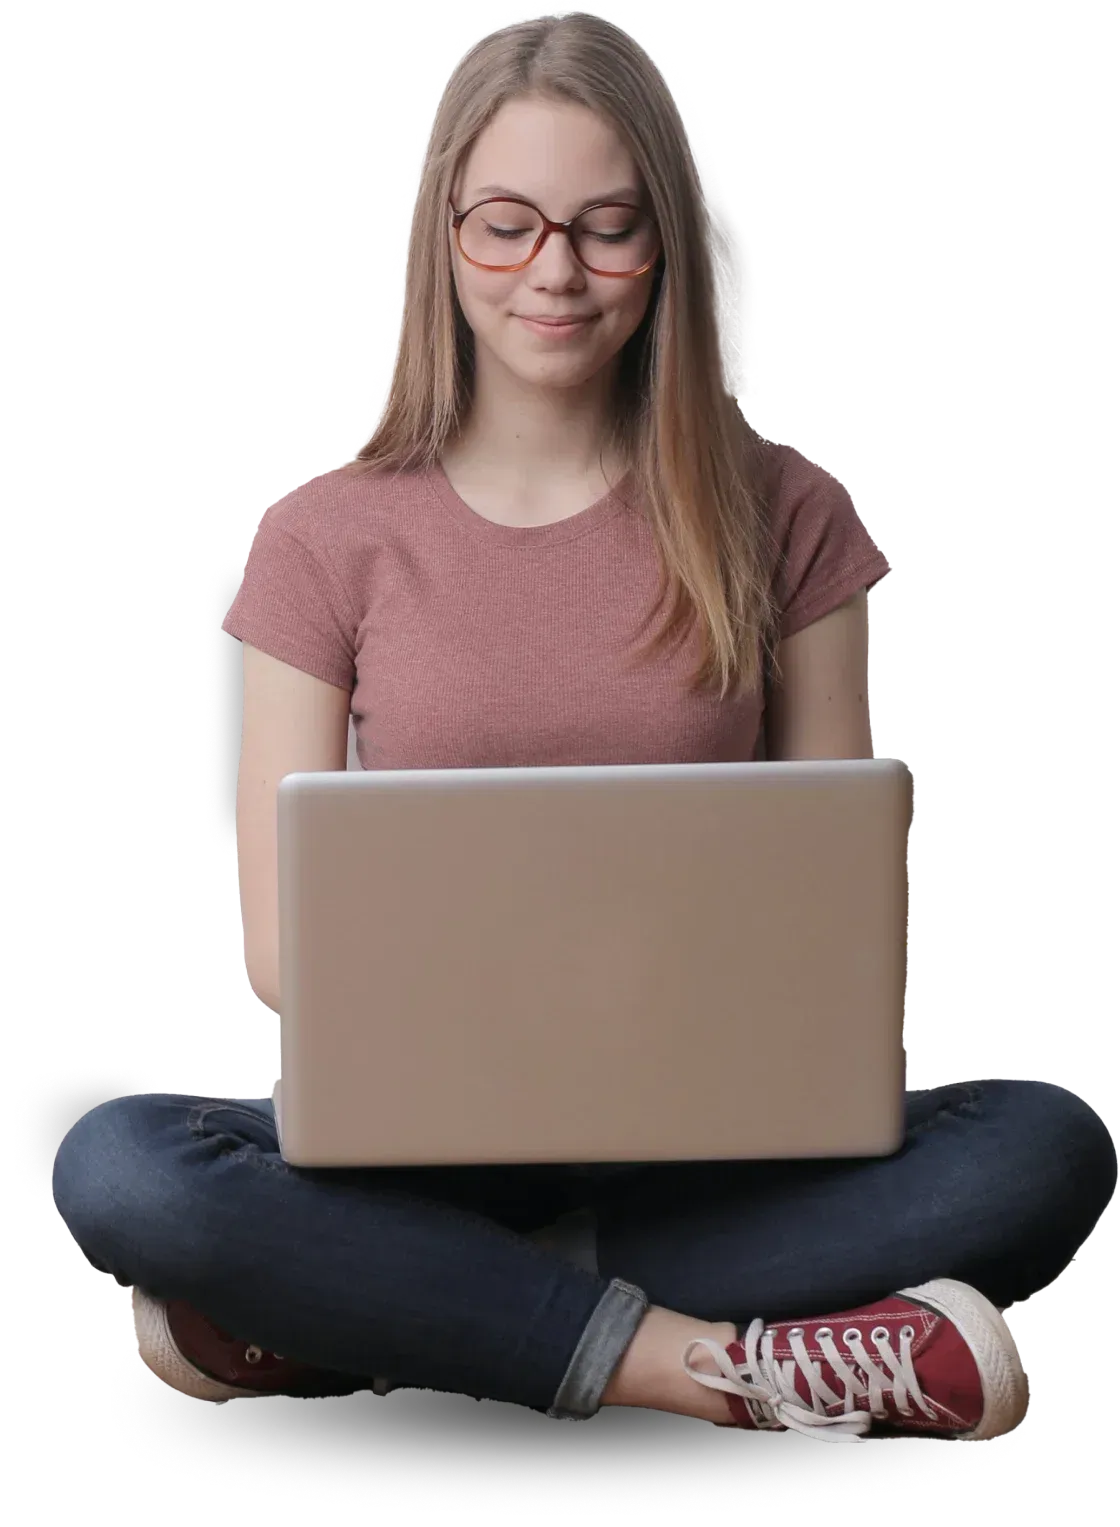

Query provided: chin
[510,368,591,391]
[517,355,601,381]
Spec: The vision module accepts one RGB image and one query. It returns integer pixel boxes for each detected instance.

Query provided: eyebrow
[471,184,641,207]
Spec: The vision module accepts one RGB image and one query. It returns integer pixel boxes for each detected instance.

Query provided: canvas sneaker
[681,1278,1028,1442]
[132,1286,394,1403]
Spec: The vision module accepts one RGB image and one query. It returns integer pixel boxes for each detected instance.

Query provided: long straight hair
[343,11,781,701]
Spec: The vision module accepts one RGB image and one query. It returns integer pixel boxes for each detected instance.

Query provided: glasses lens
[459,201,659,273]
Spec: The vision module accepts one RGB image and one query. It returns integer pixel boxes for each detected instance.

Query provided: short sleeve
[221,511,357,690]
[768,446,891,640]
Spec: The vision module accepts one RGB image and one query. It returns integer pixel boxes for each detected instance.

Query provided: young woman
[52,14,1115,1443]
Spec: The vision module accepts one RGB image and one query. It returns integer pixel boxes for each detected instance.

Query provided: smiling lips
[518,313,598,338]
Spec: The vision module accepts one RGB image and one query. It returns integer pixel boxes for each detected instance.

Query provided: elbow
[246,948,281,1016]
[250,979,281,1016]
[242,916,279,1013]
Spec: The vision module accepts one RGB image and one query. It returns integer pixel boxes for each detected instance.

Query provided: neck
[450,350,623,485]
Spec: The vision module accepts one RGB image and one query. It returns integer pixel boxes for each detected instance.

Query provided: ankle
[600,1306,737,1423]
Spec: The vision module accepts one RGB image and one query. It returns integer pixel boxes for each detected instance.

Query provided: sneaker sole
[132,1286,269,1404]
[897,1277,1030,1440]
[127,1288,394,1404]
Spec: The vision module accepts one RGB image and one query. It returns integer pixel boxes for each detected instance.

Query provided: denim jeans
[52,1078,1116,1419]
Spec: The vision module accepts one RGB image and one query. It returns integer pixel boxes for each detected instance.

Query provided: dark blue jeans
[52,1078,1115,1419]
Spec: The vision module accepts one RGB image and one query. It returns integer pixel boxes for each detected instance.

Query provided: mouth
[517,314,598,338]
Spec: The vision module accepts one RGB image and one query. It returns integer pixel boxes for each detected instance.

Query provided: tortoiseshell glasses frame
[447,194,662,277]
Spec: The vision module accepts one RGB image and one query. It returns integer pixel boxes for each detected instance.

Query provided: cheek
[450,252,496,317]
[462,278,516,325]
[604,289,654,343]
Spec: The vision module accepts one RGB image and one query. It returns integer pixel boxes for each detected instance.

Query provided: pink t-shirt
[221,439,890,769]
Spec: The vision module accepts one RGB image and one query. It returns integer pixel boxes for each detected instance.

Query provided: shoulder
[755,436,855,531]
[749,435,890,640]
[254,462,406,548]
[752,434,867,569]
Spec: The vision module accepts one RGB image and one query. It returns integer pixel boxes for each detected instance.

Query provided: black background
[13,0,1112,1502]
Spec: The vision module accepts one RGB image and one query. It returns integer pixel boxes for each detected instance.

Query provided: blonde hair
[343,11,780,701]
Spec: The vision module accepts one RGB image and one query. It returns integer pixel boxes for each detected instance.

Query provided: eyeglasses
[448,195,661,277]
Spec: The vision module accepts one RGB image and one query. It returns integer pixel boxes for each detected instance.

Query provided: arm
[764,589,874,761]
[236,642,351,1013]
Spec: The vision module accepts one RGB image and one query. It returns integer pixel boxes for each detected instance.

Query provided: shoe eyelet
[871,1327,889,1342]
[786,1326,804,1338]
[900,1326,914,1340]
[244,1345,263,1364]
[814,1327,832,1341]
[843,1328,861,1343]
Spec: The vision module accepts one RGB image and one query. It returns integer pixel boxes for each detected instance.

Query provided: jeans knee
[1015,1079,1117,1217]
[53,1097,115,1225]
[52,1094,191,1268]
[1037,1079,1113,1156]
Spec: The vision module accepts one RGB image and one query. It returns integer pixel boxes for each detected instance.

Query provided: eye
[482,220,531,241]
[578,213,641,245]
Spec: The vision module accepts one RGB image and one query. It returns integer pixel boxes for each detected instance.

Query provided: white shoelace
[682,1319,941,1443]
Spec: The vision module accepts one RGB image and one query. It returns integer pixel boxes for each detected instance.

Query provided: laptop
[272,759,913,1168]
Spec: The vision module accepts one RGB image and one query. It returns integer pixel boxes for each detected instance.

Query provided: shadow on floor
[109,1355,1026,1508]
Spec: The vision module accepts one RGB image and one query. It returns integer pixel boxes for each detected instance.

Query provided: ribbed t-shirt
[220,440,890,769]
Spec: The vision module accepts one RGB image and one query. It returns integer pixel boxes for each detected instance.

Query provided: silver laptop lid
[275,759,912,1166]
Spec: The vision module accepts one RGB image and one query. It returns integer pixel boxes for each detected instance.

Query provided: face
[448,96,660,393]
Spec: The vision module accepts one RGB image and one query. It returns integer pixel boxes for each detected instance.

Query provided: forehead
[458,96,642,210]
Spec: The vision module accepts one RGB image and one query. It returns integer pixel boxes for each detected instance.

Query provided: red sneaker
[681,1278,1028,1442]
[132,1286,394,1403]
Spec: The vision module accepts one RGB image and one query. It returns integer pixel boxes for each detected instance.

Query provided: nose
[531,226,586,279]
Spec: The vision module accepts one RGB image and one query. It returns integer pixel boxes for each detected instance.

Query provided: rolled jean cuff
[546,1277,649,1420]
